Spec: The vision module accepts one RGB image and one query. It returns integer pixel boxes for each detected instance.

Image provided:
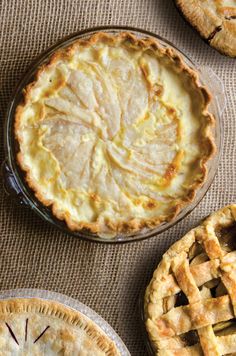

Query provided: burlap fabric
[0,1,235,354]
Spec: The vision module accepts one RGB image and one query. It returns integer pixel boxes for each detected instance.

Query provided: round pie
[0,297,120,355]
[175,0,236,57]
[15,32,215,237]
[145,204,236,355]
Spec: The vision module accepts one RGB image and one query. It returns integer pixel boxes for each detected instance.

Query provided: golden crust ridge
[145,204,236,355]
[0,297,120,355]
[175,0,236,57]
[14,32,216,237]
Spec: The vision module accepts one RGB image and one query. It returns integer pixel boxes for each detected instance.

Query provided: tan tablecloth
[0,1,235,355]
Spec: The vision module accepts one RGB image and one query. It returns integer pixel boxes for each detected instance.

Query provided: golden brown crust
[211,19,236,57]
[144,204,236,355]
[175,0,236,57]
[14,32,216,236]
[0,297,119,355]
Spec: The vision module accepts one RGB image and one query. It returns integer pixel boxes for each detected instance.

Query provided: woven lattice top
[145,204,236,355]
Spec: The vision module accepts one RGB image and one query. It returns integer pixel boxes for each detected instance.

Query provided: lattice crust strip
[145,204,236,356]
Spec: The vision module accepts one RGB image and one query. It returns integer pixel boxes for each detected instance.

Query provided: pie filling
[207,16,236,43]
[207,26,223,41]
[15,33,214,236]
[208,1,236,41]
[145,205,236,355]
[175,225,236,349]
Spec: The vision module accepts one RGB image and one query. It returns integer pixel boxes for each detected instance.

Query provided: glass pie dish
[0,288,130,355]
[2,26,224,243]
[139,204,236,355]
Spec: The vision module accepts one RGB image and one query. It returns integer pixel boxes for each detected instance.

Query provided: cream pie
[175,0,236,57]
[0,298,120,355]
[15,32,215,237]
[145,204,236,355]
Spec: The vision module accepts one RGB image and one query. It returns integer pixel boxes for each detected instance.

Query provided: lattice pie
[145,204,236,355]
[15,32,215,237]
[0,298,119,355]
[175,0,236,57]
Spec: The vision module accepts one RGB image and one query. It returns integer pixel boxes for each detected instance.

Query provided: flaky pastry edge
[144,203,236,353]
[0,297,120,355]
[175,0,236,57]
[14,32,216,236]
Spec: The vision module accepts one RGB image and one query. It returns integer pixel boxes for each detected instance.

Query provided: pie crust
[15,32,215,237]
[0,297,120,355]
[145,204,236,355]
[175,0,236,57]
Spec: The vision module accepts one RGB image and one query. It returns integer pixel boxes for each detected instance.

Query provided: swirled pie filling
[15,33,215,237]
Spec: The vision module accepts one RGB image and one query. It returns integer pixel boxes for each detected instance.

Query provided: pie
[175,0,236,57]
[144,204,236,355]
[0,297,120,355]
[15,32,215,237]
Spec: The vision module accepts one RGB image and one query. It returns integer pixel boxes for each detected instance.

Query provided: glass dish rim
[3,25,223,244]
[0,288,130,355]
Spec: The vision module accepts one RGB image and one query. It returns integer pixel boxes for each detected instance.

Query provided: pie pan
[140,204,236,355]
[2,26,224,243]
[0,288,130,355]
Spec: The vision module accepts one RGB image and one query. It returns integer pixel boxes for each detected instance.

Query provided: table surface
[0,1,235,355]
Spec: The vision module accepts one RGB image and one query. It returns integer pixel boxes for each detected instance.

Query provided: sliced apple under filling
[15,33,215,235]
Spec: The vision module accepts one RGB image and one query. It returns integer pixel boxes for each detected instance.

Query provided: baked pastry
[144,204,236,355]
[15,32,215,237]
[0,297,120,355]
[175,0,236,57]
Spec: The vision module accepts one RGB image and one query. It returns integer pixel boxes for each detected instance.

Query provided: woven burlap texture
[0,0,235,355]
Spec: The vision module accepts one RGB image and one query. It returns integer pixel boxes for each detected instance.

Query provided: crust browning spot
[14,31,215,236]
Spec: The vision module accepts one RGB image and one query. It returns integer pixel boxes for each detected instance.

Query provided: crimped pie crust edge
[14,31,216,235]
[0,297,120,355]
[144,203,236,354]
